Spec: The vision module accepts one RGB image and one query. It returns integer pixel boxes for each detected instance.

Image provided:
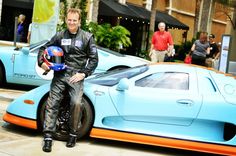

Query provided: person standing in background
[149,22,174,63]
[191,32,210,66]
[205,34,219,67]
[212,42,221,70]
[16,14,27,42]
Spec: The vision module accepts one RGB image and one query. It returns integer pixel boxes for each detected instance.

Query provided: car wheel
[40,96,94,141]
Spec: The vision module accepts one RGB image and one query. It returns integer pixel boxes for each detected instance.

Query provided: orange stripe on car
[90,128,236,155]
[3,112,37,129]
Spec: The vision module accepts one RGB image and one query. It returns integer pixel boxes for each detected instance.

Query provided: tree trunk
[193,0,202,37]
[149,0,156,33]
[200,0,213,32]
[148,0,157,49]
[91,0,99,22]
[230,9,236,61]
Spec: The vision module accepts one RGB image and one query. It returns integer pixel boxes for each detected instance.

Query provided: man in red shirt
[149,22,174,62]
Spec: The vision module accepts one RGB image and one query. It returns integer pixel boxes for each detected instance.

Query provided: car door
[109,67,202,126]
[13,47,37,79]
[13,46,53,85]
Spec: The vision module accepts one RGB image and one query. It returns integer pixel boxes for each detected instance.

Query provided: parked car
[0,40,149,86]
[3,63,236,155]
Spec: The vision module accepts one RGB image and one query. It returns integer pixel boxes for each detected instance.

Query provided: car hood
[0,46,16,51]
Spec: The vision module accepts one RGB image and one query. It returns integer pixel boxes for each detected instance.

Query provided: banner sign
[30,0,59,44]
[219,35,231,73]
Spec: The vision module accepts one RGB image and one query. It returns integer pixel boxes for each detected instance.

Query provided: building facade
[85,0,233,58]
[126,0,231,44]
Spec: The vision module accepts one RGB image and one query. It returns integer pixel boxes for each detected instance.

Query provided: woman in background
[191,32,210,66]
[16,14,27,42]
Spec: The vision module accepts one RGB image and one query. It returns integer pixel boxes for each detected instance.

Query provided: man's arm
[149,44,154,57]
[82,35,98,77]
[167,32,174,56]
[191,44,195,52]
[168,45,174,56]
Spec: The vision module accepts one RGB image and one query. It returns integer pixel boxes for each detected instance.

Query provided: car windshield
[29,40,47,50]
[98,46,125,57]
[87,65,148,86]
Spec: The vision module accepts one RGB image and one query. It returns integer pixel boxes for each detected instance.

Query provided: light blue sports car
[3,63,236,155]
[0,40,148,86]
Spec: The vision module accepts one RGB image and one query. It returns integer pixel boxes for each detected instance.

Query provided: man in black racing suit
[37,8,98,152]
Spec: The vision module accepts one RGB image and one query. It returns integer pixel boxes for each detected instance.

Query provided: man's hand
[69,73,85,83]
[41,62,50,71]
[41,63,50,75]
[149,50,153,57]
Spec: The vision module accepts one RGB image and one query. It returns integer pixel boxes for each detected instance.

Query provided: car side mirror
[116,78,129,91]
[21,47,29,55]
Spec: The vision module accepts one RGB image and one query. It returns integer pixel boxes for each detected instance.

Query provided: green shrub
[88,22,132,51]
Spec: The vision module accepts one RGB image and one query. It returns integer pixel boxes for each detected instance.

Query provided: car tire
[40,96,94,141]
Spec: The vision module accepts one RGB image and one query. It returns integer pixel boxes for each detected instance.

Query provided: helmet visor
[51,56,64,64]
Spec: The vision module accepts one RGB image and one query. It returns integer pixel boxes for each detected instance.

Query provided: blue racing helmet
[43,46,66,71]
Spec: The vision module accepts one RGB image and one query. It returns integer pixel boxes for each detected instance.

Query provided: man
[206,34,219,67]
[38,8,98,152]
[149,22,174,62]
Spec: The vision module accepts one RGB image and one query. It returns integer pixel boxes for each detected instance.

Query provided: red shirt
[152,31,173,51]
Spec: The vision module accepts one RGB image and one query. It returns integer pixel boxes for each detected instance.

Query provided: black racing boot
[66,134,77,148]
[42,134,53,152]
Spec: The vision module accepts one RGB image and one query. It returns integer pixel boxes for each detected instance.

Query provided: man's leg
[66,81,84,147]
[42,133,53,152]
[157,51,166,62]
[42,76,66,152]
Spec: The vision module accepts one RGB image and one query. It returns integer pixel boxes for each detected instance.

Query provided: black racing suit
[37,28,98,136]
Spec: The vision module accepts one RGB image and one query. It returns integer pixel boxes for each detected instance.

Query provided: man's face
[209,37,214,43]
[66,12,80,33]
[158,24,165,32]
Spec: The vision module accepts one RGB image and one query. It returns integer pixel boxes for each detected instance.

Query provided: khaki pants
[212,59,219,70]
[149,49,167,63]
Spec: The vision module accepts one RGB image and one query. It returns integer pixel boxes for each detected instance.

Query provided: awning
[99,0,189,30]
[98,0,143,20]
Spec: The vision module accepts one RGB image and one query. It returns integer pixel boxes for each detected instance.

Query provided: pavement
[0,88,25,100]
[0,124,163,156]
